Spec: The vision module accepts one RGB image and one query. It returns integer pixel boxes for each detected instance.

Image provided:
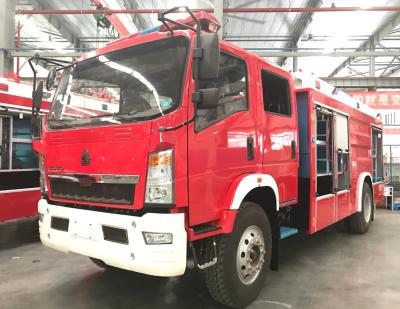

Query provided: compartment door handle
[291,140,296,159]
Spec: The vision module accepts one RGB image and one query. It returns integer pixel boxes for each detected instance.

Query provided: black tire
[335,218,351,233]
[89,257,115,270]
[349,183,373,234]
[203,201,272,308]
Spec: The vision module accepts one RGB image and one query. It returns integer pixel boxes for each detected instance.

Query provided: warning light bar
[108,10,220,46]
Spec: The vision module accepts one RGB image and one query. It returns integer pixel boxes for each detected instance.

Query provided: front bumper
[38,199,187,276]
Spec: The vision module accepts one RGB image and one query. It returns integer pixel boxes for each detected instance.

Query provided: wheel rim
[236,225,266,285]
[363,192,372,223]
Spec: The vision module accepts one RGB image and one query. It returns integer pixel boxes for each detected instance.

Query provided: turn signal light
[148,151,172,167]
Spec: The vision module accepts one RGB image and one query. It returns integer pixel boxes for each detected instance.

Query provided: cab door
[257,62,298,206]
[187,50,258,226]
[314,107,336,231]
[335,112,351,221]
[0,116,11,169]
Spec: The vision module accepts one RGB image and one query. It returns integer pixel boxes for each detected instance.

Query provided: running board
[193,224,221,235]
[280,226,299,239]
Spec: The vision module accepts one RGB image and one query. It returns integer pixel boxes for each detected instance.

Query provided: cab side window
[261,70,291,116]
[195,52,248,131]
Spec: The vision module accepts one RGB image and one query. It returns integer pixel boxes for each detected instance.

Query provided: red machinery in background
[0,73,51,222]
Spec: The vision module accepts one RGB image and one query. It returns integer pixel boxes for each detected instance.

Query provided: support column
[213,0,224,39]
[0,0,16,75]
[74,37,81,52]
[292,42,298,72]
[369,38,376,77]
[293,56,298,72]
[369,37,376,91]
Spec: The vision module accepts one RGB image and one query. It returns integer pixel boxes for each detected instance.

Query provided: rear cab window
[261,70,291,116]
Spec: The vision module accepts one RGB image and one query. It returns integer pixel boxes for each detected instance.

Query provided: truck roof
[73,10,379,123]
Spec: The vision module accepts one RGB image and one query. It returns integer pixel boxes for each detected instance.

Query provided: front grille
[50,179,135,205]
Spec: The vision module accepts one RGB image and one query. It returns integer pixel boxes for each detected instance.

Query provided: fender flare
[356,172,373,212]
[221,173,280,271]
[226,173,279,211]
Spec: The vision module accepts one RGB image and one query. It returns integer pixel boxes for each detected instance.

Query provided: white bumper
[38,199,187,276]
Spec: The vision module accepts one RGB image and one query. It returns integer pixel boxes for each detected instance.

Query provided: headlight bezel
[39,154,48,194]
[144,148,175,207]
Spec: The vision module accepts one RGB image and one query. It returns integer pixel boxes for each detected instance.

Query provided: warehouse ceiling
[13,0,400,79]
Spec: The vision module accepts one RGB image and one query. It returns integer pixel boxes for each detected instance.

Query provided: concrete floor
[1,209,399,309]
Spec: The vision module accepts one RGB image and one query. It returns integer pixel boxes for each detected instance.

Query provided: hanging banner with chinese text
[347,91,400,108]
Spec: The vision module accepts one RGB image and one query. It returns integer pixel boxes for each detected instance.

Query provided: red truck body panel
[0,76,50,222]
[0,189,41,222]
[296,86,383,233]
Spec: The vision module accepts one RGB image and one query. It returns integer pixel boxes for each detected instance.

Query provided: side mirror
[198,33,220,80]
[197,88,219,109]
[46,67,57,91]
[32,80,44,117]
[31,116,42,140]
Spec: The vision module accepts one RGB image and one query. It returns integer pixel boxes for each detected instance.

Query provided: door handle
[291,140,296,159]
[247,137,255,161]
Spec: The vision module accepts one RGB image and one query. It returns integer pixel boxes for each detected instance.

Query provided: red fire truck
[0,73,52,222]
[29,7,384,308]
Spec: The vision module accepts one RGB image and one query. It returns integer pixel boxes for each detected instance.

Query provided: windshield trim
[47,35,190,131]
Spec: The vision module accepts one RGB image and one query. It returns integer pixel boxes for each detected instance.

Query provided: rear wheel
[350,183,373,234]
[203,201,272,308]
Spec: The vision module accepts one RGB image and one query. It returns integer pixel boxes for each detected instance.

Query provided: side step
[193,224,221,235]
[280,226,299,239]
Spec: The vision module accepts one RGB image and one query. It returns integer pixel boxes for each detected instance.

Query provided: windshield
[48,36,188,129]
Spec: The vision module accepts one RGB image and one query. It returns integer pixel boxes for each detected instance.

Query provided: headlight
[145,149,174,204]
[142,232,173,245]
[39,154,48,193]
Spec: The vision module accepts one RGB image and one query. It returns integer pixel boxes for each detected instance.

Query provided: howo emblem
[81,149,91,165]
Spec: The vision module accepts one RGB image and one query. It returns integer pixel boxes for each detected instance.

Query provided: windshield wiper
[112,111,143,120]
[87,112,137,123]
[89,113,118,119]
[49,118,74,128]
[85,112,140,124]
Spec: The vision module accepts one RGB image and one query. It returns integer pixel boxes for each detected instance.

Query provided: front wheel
[203,201,272,308]
[349,183,373,234]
